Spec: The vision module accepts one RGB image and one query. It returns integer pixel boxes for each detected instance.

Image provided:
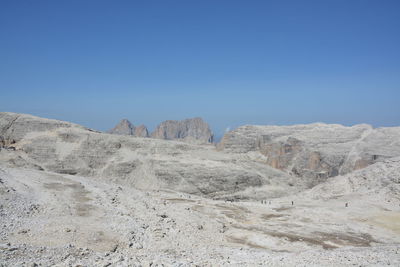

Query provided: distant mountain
[108,119,149,137]
[134,124,149,138]
[109,117,214,144]
[151,117,213,144]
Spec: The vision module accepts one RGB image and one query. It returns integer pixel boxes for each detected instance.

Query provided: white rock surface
[1,112,399,266]
[0,160,399,266]
[218,123,400,185]
[0,112,301,199]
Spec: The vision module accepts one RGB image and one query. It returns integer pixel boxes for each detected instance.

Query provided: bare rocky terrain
[1,112,400,266]
[219,124,400,185]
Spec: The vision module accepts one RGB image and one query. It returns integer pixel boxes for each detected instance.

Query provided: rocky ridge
[0,112,299,199]
[108,119,149,137]
[151,117,213,144]
[108,117,213,144]
[1,112,400,266]
[218,123,400,186]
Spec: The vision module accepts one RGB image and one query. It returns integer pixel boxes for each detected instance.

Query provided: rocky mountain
[134,124,149,138]
[108,119,149,137]
[108,117,212,143]
[0,112,299,199]
[218,123,400,186]
[151,117,213,144]
[2,112,400,266]
[108,119,135,135]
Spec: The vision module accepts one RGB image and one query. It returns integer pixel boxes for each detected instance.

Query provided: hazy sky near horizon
[1,0,399,137]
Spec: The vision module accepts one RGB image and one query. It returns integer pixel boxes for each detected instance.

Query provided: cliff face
[108,117,213,143]
[218,123,400,184]
[0,112,296,198]
[108,119,149,137]
[151,117,213,144]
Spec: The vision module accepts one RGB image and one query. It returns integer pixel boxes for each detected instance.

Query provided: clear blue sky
[1,0,399,138]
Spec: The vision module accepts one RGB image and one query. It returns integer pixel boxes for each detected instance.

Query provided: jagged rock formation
[134,124,149,138]
[218,123,400,185]
[108,119,149,137]
[0,112,299,198]
[109,117,213,143]
[108,119,135,135]
[151,117,213,144]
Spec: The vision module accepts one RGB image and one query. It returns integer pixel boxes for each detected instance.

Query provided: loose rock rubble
[0,112,399,266]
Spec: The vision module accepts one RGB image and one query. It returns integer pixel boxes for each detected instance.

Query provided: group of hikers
[260,199,350,207]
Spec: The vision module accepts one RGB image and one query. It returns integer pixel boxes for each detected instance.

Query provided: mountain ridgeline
[2,112,400,195]
[108,117,214,144]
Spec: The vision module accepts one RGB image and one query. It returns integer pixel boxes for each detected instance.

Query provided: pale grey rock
[0,112,82,143]
[306,156,400,200]
[1,113,400,267]
[0,112,298,198]
[1,159,400,266]
[218,123,400,185]
[151,117,213,144]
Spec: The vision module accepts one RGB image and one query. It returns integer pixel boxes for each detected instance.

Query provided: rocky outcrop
[109,117,212,143]
[108,119,149,137]
[151,117,213,144]
[218,123,400,184]
[108,119,135,135]
[306,156,400,199]
[0,112,298,199]
[0,112,84,143]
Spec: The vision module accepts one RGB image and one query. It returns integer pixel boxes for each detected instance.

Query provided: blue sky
[1,0,399,138]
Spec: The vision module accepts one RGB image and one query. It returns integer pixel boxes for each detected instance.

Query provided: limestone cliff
[0,112,295,199]
[218,123,400,185]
